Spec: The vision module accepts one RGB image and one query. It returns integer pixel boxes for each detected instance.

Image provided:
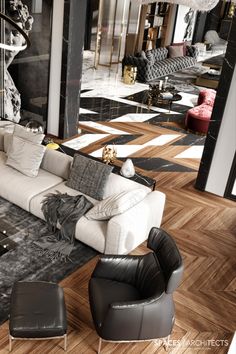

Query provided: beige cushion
[0,151,63,211]
[6,136,46,177]
[0,130,4,151]
[3,133,13,155]
[86,188,148,221]
[103,173,150,198]
[40,148,73,180]
[168,45,184,58]
[14,124,45,144]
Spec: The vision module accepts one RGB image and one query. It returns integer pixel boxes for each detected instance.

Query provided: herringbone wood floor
[1,109,236,354]
[0,168,235,354]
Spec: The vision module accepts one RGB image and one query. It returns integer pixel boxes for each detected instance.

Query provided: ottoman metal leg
[64,334,67,351]
[9,335,13,352]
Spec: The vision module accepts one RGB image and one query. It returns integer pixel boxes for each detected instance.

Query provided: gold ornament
[102,145,117,164]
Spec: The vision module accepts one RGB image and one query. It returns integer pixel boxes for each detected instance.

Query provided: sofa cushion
[29,181,106,253]
[41,148,73,180]
[0,151,63,211]
[103,173,150,199]
[6,136,46,177]
[168,45,184,58]
[66,154,113,200]
[14,124,45,144]
[86,188,148,221]
[0,130,4,151]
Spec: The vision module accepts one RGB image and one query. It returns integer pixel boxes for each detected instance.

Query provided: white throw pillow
[86,188,148,221]
[6,136,46,177]
[14,124,45,144]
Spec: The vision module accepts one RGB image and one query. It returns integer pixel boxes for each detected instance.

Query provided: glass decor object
[120,159,135,178]
[25,120,44,133]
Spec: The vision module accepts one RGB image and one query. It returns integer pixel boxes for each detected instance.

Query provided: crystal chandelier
[132,0,221,11]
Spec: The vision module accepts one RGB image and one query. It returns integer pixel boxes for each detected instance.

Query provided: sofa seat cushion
[0,152,63,211]
[29,181,106,253]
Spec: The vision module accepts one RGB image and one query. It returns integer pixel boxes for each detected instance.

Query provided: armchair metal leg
[163,335,170,351]
[98,337,102,353]
[9,335,13,352]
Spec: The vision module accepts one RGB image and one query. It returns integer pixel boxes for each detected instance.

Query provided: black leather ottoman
[9,281,67,351]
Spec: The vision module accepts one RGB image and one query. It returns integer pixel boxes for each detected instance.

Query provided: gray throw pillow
[14,124,45,144]
[6,136,46,177]
[66,154,113,200]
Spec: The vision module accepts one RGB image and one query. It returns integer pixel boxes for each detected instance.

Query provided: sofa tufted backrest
[146,47,168,62]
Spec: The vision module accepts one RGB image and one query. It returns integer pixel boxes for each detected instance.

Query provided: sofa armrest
[105,191,166,255]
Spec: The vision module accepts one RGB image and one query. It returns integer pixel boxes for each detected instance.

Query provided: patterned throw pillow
[86,188,148,221]
[66,154,113,200]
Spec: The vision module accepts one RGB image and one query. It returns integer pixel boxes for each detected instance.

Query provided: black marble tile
[147,113,185,124]
[172,134,206,146]
[152,124,187,134]
[101,135,142,145]
[119,157,196,172]
[81,89,93,94]
[79,97,156,121]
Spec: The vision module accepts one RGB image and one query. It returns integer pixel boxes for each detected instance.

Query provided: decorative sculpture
[1,0,33,122]
[120,159,135,178]
[102,145,117,165]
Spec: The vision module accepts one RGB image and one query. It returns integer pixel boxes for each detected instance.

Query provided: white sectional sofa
[0,122,166,254]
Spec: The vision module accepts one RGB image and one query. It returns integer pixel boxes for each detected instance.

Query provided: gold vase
[123,65,137,85]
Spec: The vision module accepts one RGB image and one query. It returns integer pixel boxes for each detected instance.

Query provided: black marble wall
[195,12,236,191]
[59,0,87,139]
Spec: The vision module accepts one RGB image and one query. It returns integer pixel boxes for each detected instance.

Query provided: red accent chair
[185,89,216,134]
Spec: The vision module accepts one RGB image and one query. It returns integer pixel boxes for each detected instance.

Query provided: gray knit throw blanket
[34,191,94,260]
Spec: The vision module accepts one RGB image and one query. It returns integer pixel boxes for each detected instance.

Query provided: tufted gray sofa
[122,46,198,83]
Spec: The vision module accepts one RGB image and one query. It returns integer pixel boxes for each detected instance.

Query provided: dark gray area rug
[0,196,98,325]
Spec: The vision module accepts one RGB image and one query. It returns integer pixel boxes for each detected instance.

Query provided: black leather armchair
[89,227,184,353]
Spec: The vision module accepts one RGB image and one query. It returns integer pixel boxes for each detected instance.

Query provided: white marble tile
[111,113,159,122]
[62,134,109,150]
[174,146,204,159]
[144,134,181,146]
[79,108,98,114]
[90,145,145,158]
[174,92,198,108]
[81,51,148,99]
[79,121,130,135]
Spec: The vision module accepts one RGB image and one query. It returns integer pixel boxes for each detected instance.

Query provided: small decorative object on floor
[120,158,135,178]
[160,91,173,99]
[25,120,44,133]
[102,145,117,164]
[163,76,168,90]
[123,65,137,85]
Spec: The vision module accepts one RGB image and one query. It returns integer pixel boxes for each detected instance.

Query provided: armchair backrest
[147,227,183,294]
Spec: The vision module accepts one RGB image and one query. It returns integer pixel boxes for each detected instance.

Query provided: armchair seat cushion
[89,278,141,329]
